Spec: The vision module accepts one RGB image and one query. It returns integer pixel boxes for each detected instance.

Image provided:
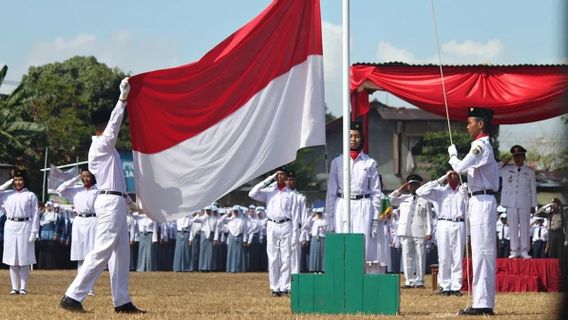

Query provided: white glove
[448,144,458,158]
[564,240,568,247]
[437,172,450,185]
[262,172,277,186]
[0,178,13,191]
[119,77,130,101]
[459,183,469,196]
[371,220,380,239]
[28,232,37,243]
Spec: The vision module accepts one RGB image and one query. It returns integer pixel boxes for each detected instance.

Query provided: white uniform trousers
[401,236,425,286]
[266,220,291,292]
[334,197,378,263]
[506,207,530,256]
[290,238,301,274]
[436,220,465,291]
[469,195,497,309]
[65,195,131,306]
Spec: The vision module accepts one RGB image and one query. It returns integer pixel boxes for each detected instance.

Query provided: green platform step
[291,233,400,315]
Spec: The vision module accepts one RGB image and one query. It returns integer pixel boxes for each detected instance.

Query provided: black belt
[98,190,127,198]
[438,218,464,222]
[142,232,153,235]
[78,213,96,218]
[178,230,190,233]
[268,218,291,224]
[8,217,30,222]
[469,189,496,197]
[337,193,371,200]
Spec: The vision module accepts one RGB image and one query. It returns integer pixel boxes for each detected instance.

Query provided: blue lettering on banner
[119,150,136,193]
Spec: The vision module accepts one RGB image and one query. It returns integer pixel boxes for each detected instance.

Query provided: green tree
[0,65,47,172]
[19,56,129,165]
[416,131,472,179]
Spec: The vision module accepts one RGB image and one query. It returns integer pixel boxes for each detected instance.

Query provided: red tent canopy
[350,63,568,124]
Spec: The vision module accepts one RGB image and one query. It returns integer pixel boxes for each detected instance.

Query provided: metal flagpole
[41,146,48,202]
[40,160,88,172]
[342,0,351,232]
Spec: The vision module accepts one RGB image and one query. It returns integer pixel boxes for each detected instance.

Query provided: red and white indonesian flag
[127,0,325,222]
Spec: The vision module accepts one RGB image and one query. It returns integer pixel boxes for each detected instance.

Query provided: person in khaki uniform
[545,198,567,259]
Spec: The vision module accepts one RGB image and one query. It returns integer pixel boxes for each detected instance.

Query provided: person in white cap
[499,145,537,259]
[218,205,248,272]
[448,107,498,316]
[416,170,467,296]
[307,207,327,273]
[195,205,218,271]
[390,174,433,289]
[496,208,511,258]
[249,167,300,296]
[0,170,39,295]
[60,77,144,313]
[56,169,98,292]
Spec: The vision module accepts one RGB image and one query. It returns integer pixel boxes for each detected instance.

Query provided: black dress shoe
[60,296,85,313]
[271,291,281,297]
[458,307,494,316]
[415,285,425,289]
[114,302,146,314]
[402,285,414,289]
[452,290,463,297]
[440,290,451,296]
[280,290,289,296]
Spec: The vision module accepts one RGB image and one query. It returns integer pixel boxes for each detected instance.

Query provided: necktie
[501,225,504,239]
[537,227,541,239]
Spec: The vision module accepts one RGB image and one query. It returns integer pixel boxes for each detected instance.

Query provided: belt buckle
[350,195,357,200]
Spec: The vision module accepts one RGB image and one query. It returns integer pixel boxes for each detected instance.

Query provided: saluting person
[249,167,300,296]
[0,171,39,295]
[56,169,98,277]
[416,170,467,296]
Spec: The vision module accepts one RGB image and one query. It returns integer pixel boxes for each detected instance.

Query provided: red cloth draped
[461,258,561,292]
[350,64,568,124]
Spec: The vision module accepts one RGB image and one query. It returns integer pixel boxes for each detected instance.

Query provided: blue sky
[1,0,566,152]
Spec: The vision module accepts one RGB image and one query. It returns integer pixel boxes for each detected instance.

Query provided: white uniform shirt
[56,177,98,215]
[246,215,260,243]
[0,188,40,233]
[416,180,466,220]
[325,152,383,219]
[531,225,548,242]
[449,136,499,193]
[309,216,328,238]
[249,182,299,236]
[496,220,510,240]
[89,101,127,193]
[219,215,248,241]
[499,164,537,209]
[389,191,432,238]
[176,216,192,232]
[194,214,218,239]
[136,214,158,242]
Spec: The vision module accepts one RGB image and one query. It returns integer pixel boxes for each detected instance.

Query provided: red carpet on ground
[461,258,561,292]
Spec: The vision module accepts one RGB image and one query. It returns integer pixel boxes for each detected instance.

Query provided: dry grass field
[0,270,562,320]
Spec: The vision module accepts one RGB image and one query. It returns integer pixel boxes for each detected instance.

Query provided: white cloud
[322,21,342,81]
[375,39,505,65]
[440,39,503,63]
[23,31,181,76]
[376,42,416,63]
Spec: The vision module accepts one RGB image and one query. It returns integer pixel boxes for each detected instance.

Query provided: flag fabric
[48,165,78,194]
[127,0,325,222]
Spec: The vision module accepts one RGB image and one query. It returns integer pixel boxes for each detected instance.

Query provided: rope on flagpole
[429,0,472,310]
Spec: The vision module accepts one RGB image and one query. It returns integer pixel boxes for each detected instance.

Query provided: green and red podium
[291,233,400,315]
